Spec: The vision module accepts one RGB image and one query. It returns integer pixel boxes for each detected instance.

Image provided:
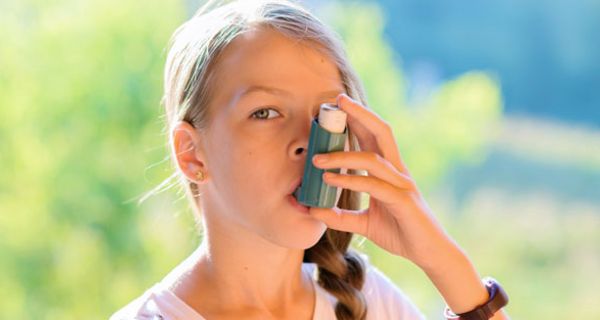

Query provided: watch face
[489,279,509,312]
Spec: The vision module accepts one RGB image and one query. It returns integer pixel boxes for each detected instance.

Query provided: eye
[250,107,282,120]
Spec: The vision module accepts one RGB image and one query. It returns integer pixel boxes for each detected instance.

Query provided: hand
[309,93,460,270]
[310,95,511,319]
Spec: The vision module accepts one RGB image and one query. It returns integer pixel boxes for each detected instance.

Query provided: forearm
[421,247,510,320]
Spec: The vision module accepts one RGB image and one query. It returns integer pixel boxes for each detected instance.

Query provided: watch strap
[444,277,509,320]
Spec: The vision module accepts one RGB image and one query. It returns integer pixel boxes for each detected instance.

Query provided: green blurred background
[1,0,598,319]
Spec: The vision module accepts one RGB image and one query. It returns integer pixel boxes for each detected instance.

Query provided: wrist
[422,248,489,314]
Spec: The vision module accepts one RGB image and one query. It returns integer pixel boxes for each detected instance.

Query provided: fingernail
[313,154,328,164]
[339,94,356,107]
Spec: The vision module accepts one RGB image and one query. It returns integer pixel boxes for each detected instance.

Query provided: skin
[169,26,510,319]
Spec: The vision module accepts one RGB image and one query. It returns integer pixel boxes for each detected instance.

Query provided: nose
[290,115,314,160]
[294,146,306,157]
[291,134,309,160]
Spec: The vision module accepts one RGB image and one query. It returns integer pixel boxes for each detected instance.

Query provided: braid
[304,174,368,320]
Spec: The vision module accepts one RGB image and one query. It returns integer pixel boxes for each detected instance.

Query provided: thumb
[309,206,368,236]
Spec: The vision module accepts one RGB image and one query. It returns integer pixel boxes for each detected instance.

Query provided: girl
[111,0,510,319]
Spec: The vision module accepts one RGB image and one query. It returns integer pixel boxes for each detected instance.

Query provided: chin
[270,219,327,250]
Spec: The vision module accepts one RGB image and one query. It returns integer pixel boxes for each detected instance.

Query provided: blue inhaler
[292,103,348,208]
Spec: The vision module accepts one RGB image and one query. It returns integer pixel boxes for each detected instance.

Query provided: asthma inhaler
[292,103,348,208]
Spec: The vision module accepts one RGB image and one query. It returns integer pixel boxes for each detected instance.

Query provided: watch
[444,277,509,320]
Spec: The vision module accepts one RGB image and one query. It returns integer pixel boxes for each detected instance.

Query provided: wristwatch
[444,277,509,320]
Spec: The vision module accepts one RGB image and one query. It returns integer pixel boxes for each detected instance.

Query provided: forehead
[209,27,343,107]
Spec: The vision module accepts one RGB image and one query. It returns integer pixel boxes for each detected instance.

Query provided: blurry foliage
[1,0,593,319]
[322,1,503,191]
[1,0,196,319]
[373,0,600,127]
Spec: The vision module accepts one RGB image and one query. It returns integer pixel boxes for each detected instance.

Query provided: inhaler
[292,103,348,208]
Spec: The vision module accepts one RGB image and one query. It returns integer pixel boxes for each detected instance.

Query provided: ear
[171,121,208,184]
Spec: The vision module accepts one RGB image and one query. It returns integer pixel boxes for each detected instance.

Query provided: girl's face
[198,27,346,249]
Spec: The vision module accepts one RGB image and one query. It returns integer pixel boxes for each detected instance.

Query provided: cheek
[232,141,279,186]
[209,119,269,166]
[233,125,283,162]
[213,131,278,197]
[209,120,283,194]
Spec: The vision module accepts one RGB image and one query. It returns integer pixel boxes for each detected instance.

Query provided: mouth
[287,177,309,213]
[288,177,303,198]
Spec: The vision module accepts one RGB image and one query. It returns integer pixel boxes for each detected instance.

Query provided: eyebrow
[239,85,344,100]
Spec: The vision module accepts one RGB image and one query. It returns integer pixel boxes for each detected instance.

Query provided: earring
[196,171,205,181]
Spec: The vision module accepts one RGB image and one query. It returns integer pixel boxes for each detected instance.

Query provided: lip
[287,194,309,213]
[288,177,303,195]
[287,177,308,213]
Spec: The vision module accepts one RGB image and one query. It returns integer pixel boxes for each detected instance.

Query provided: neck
[162,213,315,317]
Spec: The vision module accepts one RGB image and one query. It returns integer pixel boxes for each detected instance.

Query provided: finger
[322,172,405,206]
[337,93,409,176]
[337,94,384,155]
[309,206,368,236]
[312,151,415,190]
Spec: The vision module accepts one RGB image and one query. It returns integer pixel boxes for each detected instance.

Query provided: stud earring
[196,171,205,181]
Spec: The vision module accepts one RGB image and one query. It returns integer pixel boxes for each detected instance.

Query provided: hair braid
[304,176,368,320]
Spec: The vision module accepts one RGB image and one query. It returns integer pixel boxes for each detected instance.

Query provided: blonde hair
[151,0,372,318]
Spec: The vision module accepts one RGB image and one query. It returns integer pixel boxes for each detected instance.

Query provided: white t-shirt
[110,255,425,320]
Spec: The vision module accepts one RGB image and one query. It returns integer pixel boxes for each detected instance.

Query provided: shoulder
[358,253,426,320]
[109,283,204,320]
[109,284,160,320]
